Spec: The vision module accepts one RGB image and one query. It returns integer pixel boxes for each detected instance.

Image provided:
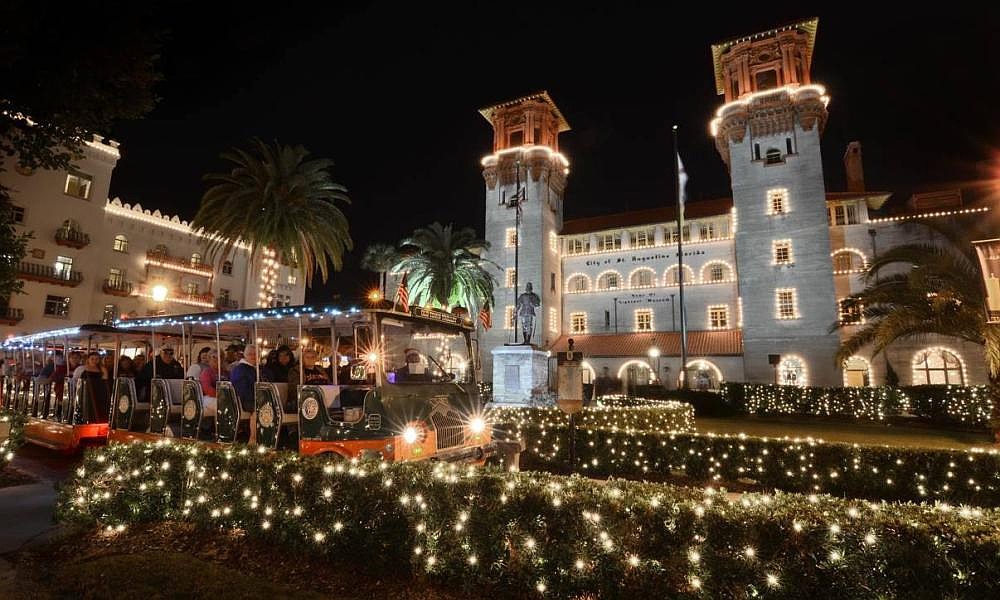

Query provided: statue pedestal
[490,345,549,406]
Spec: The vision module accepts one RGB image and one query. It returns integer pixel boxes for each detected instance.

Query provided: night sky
[105,4,1000,303]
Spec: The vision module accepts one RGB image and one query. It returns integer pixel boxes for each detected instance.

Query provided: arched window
[597,271,621,291]
[222,260,234,276]
[765,148,783,165]
[190,252,202,265]
[566,274,590,293]
[629,268,655,288]
[831,249,867,272]
[700,261,731,283]
[778,356,807,386]
[843,356,871,387]
[685,359,724,391]
[912,348,964,385]
[664,265,694,286]
[113,234,128,253]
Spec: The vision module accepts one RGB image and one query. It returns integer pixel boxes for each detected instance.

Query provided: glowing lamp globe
[151,285,168,302]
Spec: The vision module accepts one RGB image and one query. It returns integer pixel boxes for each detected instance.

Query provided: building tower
[479,92,570,375]
[711,19,841,386]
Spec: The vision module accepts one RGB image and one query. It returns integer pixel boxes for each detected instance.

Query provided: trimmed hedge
[59,443,1000,598]
[490,402,695,434]
[493,419,1000,506]
[0,409,26,469]
[720,383,994,428]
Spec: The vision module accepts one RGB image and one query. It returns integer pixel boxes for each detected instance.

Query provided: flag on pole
[478,306,492,330]
[676,152,688,222]
[394,272,410,313]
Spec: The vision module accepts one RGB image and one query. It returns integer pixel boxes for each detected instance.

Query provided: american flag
[394,272,410,313]
[478,306,492,330]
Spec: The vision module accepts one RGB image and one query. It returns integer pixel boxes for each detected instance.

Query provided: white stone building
[479,19,990,390]
[1,136,305,335]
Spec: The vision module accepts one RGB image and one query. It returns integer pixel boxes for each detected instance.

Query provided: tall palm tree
[834,219,1000,435]
[361,243,399,298]
[192,139,352,291]
[393,223,496,314]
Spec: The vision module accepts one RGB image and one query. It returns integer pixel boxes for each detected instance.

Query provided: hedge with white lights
[494,419,1000,506]
[489,403,695,435]
[0,410,25,469]
[720,383,993,427]
[58,443,1000,598]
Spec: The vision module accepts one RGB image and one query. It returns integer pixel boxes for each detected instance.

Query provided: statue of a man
[516,282,541,344]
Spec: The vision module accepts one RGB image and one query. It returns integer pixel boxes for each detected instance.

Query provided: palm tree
[834,220,1000,436]
[361,243,399,298]
[393,223,496,314]
[192,139,352,293]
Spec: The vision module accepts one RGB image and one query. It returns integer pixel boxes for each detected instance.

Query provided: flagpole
[674,125,689,389]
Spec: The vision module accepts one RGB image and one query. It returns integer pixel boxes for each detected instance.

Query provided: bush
[631,386,740,417]
[491,402,695,434]
[59,442,1000,599]
[0,409,26,468]
[720,383,909,421]
[902,385,993,428]
[499,422,1000,507]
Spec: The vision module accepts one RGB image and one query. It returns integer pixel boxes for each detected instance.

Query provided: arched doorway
[617,360,652,394]
[843,356,871,387]
[685,359,723,391]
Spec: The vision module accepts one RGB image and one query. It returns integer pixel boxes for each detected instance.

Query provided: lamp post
[669,293,676,331]
[648,346,661,385]
[151,284,168,316]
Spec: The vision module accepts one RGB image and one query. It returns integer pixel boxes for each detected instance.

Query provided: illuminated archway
[617,359,653,386]
[911,347,965,385]
[842,355,871,387]
[684,359,723,390]
[777,355,807,386]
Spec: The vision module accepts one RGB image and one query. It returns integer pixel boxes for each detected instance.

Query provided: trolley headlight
[403,425,421,445]
[469,416,486,434]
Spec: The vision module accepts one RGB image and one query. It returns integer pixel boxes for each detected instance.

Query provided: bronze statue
[516,282,541,344]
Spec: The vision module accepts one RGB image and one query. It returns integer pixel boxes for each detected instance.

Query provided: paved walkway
[0,445,77,556]
[696,416,994,450]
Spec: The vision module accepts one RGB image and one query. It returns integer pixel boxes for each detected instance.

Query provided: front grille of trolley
[431,410,465,449]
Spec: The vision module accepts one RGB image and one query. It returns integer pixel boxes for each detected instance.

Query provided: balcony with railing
[215,297,239,310]
[102,279,134,297]
[133,283,215,308]
[18,262,83,286]
[0,306,24,325]
[54,227,91,249]
[144,250,214,277]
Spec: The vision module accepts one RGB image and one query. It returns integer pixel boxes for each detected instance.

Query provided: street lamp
[647,347,661,384]
[151,284,168,302]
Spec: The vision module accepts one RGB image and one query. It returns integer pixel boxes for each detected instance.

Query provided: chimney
[844,141,865,193]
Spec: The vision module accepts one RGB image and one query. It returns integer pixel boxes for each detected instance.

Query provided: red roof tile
[548,330,743,357]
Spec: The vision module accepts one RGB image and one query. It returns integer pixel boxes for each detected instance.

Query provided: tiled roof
[548,330,743,357]
[561,198,734,236]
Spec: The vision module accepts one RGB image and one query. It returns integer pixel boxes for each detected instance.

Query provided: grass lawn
[696,416,994,450]
[0,523,476,600]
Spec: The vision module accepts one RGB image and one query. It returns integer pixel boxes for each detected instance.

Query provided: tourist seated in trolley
[78,351,111,422]
[135,345,185,402]
[198,350,222,398]
[288,348,328,412]
[262,345,294,384]
[229,344,258,412]
[186,346,212,380]
[117,355,136,378]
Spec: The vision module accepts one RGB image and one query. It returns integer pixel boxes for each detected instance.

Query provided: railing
[102,279,134,297]
[144,250,214,276]
[0,306,24,324]
[134,284,215,308]
[18,261,83,286]
[215,297,239,310]
[54,228,91,248]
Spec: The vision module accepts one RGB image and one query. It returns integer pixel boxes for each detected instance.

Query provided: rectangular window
[505,228,518,248]
[504,305,515,330]
[220,288,231,301]
[630,229,653,248]
[846,204,858,224]
[598,233,621,252]
[839,298,863,324]
[634,309,653,332]
[667,227,679,244]
[570,312,587,334]
[773,240,792,265]
[43,295,71,318]
[604,309,611,329]
[54,255,73,280]
[834,205,846,225]
[222,261,233,276]
[504,268,516,288]
[101,304,117,325]
[786,137,793,155]
[11,205,25,225]
[767,188,787,215]
[533,127,542,145]
[567,237,589,255]
[508,130,524,147]
[550,272,555,292]
[776,288,798,320]
[64,170,93,199]
[682,225,690,242]
[754,143,761,161]
[288,274,297,285]
[108,268,124,286]
[709,305,729,329]
[549,231,558,253]
[835,253,853,272]
[699,223,715,240]
[185,282,198,295]
[549,307,558,333]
